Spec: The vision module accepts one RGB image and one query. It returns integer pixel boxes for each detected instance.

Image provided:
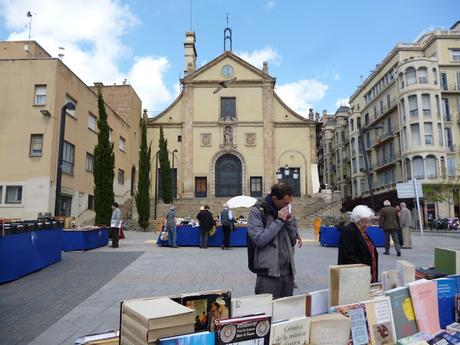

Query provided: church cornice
[146,90,184,124]
[273,91,316,124]
[274,122,314,128]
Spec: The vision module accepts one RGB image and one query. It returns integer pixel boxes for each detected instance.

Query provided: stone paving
[0,230,458,345]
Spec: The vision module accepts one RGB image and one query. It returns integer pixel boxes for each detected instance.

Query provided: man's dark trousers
[255,274,294,299]
[222,224,231,248]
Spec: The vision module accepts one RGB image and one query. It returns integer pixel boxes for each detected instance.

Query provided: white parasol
[226,195,257,209]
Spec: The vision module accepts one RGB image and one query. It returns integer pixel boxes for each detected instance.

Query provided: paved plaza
[1,230,459,345]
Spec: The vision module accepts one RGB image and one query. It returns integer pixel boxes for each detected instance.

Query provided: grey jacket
[399,207,412,227]
[247,197,297,277]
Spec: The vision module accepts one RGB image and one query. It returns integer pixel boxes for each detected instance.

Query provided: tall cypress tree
[135,114,151,230]
[159,127,172,204]
[93,90,115,225]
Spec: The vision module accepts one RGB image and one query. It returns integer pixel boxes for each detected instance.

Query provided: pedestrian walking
[166,205,178,248]
[379,200,401,256]
[220,203,234,249]
[247,182,298,299]
[399,202,413,249]
[197,205,214,249]
[110,202,121,248]
[395,205,404,246]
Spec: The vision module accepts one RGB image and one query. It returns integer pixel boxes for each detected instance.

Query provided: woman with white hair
[337,205,379,283]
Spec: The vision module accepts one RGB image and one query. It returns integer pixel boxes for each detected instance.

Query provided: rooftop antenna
[26,11,33,41]
[224,13,232,51]
[58,47,65,60]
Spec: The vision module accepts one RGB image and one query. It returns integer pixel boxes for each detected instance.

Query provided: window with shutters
[422,94,431,117]
[220,97,236,119]
[408,95,418,118]
[119,136,126,152]
[62,141,75,174]
[34,85,47,105]
[424,123,433,145]
[29,134,43,157]
[250,177,263,197]
[5,186,22,204]
[86,153,94,172]
[88,113,97,132]
[118,169,125,185]
[451,49,460,62]
[88,195,94,210]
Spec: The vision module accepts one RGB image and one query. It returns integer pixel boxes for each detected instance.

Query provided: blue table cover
[62,228,109,251]
[157,225,248,247]
[0,228,62,283]
[319,225,385,247]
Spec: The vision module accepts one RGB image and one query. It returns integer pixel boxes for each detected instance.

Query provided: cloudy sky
[0,0,458,117]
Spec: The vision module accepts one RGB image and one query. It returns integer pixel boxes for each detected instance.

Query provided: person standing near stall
[220,203,235,250]
[197,205,214,249]
[166,205,178,248]
[110,202,121,248]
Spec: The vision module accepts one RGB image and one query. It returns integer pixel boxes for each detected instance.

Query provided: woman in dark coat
[338,205,379,283]
[196,205,214,249]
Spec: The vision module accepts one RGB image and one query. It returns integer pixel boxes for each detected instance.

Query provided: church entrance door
[215,154,242,197]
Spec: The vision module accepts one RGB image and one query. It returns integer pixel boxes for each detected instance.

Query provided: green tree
[159,127,172,203]
[423,166,460,217]
[135,114,151,230]
[93,91,115,225]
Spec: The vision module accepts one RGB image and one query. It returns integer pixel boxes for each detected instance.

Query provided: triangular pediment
[183,51,275,83]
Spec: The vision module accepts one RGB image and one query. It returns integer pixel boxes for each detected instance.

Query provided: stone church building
[147,32,319,201]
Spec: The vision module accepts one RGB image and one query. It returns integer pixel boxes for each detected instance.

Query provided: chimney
[262,61,269,74]
[184,32,197,76]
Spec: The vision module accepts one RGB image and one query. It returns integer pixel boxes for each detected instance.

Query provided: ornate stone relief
[245,133,256,147]
[200,133,212,147]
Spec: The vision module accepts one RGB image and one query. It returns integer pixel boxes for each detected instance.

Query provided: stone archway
[210,150,247,197]
[215,154,242,197]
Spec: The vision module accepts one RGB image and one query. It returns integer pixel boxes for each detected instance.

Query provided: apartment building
[321,106,352,200]
[347,22,460,217]
[0,41,141,224]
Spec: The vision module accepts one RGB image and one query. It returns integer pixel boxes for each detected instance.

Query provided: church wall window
[221,97,236,119]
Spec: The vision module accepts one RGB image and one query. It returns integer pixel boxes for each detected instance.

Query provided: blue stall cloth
[157,225,248,247]
[62,228,109,251]
[0,228,62,284]
[319,226,385,247]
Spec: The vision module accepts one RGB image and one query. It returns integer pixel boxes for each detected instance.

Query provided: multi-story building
[348,22,460,217]
[321,106,352,200]
[0,41,141,223]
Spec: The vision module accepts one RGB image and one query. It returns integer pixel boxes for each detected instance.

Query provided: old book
[122,297,194,330]
[231,293,272,317]
[363,296,397,345]
[120,335,136,345]
[306,289,329,316]
[309,313,352,345]
[75,330,119,345]
[180,289,231,332]
[214,314,271,345]
[397,260,416,286]
[396,332,432,345]
[272,294,307,322]
[329,264,371,307]
[329,302,369,345]
[370,282,385,299]
[270,316,310,345]
[407,279,440,334]
[385,287,418,339]
[158,331,215,344]
[436,278,456,329]
[122,313,194,343]
[382,270,402,291]
[121,325,149,345]
[427,330,460,345]
[435,248,460,275]
[446,322,460,333]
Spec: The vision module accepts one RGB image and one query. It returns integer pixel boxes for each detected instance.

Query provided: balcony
[373,128,397,148]
[447,144,457,153]
[441,83,460,93]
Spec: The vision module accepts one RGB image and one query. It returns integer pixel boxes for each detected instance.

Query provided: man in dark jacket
[220,203,234,249]
[197,205,214,249]
[247,182,298,299]
[379,200,401,256]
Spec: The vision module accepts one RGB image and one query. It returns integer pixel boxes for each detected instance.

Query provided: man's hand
[278,207,289,222]
[296,232,303,248]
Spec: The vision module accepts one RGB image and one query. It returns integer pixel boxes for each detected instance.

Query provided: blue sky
[0,0,459,116]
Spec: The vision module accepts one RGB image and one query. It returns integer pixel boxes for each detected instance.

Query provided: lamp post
[171,149,178,202]
[154,150,161,220]
[54,101,76,217]
[358,124,383,211]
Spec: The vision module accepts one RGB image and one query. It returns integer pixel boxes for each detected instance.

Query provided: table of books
[156,225,248,247]
[0,224,62,283]
[319,225,385,247]
[62,227,109,251]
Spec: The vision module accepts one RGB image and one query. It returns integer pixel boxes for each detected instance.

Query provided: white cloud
[335,97,349,108]
[334,73,340,80]
[0,0,175,114]
[265,0,276,9]
[236,46,281,69]
[276,79,328,117]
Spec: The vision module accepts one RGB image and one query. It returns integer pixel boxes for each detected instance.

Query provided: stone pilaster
[262,82,275,194]
[181,84,194,198]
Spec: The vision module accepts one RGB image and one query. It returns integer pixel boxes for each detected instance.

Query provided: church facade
[147,32,318,200]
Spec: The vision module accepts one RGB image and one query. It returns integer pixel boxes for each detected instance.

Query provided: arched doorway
[215,154,242,197]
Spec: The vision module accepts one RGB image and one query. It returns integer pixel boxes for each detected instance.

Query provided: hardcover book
[180,289,231,332]
[329,264,371,307]
[272,294,307,322]
[435,278,456,329]
[329,302,369,345]
[435,248,460,275]
[309,313,352,345]
[397,260,416,286]
[215,314,271,345]
[306,289,329,316]
[362,296,397,345]
[158,331,215,345]
[231,293,273,318]
[427,330,460,345]
[382,270,402,291]
[396,332,431,345]
[385,287,418,339]
[407,279,440,334]
[270,316,310,345]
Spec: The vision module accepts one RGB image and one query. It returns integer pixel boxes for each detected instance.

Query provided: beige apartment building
[147,32,319,201]
[348,22,460,218]
[0,41,141,223]
[321,106,352,200]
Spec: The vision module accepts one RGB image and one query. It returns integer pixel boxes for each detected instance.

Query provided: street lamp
[171,149,178,202]
[154,149,161,220]
[54,101,76,217]
[358,124,383,211]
